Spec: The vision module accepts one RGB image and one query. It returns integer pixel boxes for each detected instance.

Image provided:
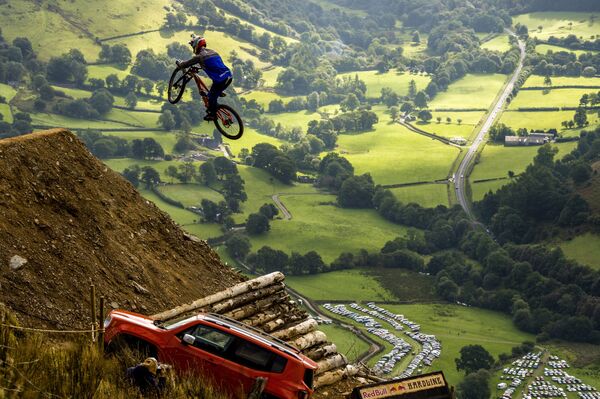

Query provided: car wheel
[106,334,158,361]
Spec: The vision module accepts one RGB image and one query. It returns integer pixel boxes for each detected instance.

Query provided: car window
[231,340,287,373]
[186,324,234,353]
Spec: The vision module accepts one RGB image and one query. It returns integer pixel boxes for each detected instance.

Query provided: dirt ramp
[0,129,242,329]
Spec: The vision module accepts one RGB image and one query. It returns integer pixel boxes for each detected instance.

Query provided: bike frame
[187,69,233,123]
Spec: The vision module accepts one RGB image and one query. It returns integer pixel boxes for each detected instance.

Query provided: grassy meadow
[536,44,596,57]
[470,179,508,201]
[513,12,600,41]
[522,75,600,88]
[338,70,431,98]
[318,323,371,362]
[338,106,459,185]
[430,74,507,110]
[382,304,534,386]
[481,34,512,52]
[559,233,600,270]
[0,83,17,123]
[390,184,449,208]
[509,88,598,109]
[286,269,395,302]
[248,193,411,263]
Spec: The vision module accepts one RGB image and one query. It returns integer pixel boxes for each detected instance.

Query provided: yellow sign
[357,373,447,399]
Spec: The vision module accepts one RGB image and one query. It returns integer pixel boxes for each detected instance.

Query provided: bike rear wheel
[214,104,244,140]
[168,68,188,104]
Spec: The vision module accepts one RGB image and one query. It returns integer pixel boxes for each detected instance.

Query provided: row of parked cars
[526,377,566,399]
[322,302,441,377]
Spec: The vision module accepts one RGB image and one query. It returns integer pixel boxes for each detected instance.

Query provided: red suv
[104,310,317,399]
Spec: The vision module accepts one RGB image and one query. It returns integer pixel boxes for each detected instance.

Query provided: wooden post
[98,296,105,351]
[247,377,267,399]
[90,285,96,343]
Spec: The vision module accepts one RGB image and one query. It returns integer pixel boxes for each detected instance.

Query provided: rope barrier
[0,323,102,334]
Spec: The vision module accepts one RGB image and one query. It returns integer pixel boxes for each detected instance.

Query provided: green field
[308,0,367,17]
[0,0,101,61]
[0,83,17,123]
[265,109,322,130]
[317,323,371,362]
[369,268,438,302]
[286,269,395,302]
[513,12,600,41]
[509,88,598,109]
[430,74,507,110]
[559,233,600,270]
[481,34,512,52]
[416,119,478,140]
[470,142,578,181]
[240,90,295,109]
[137,188,197,225]
[260,66,285,88]
[157,184,225,206]
[338,106,459,185]
[536,44,595,57]
[248,193,411,263]
[390,184,449,208]
[104,157,186,180]
[470,179,508,201]
[181,222,224,240]
[31,112,131,130]
[382,304,534,387]
[338,70,430,99]
[500,110,600,131]
[522,75,600,88]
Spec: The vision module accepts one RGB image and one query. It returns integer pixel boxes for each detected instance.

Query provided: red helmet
[190,35,207,54]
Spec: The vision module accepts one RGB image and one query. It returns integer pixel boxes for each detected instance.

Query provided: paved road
[455,31,526,219]
[271,194,292,220]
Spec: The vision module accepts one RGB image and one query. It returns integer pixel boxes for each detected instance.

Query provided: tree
[165,165,179,183]
[338,174,375,208]
[455,345,494,374]
[544,75,552,87]
[307,91,320,112]
[201,199,220,223]
[304,251,326,274]
[436,116,442,124]
[457,369,491,399]
[457,118,462,125]
[341,93,359,111]
[259,203,279,220]
[446,117,452,124]
[140,166,160,188]
[418,109,432,122]
[89,89,114,115]
[199,162,218,185]
[248,246,288,274]
[412,31,421,44]
[414,91,428,108]
[122,165,141,187]
[178,161,196,183]
[246,213,270,235]
[408,80,417,99]
[573,108,587,128]
[125,92,137,109]
[582,66,597,78]
[158,110,176,130]
[225,234,251,260]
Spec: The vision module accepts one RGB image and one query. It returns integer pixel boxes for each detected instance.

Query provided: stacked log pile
[151,272,357,388]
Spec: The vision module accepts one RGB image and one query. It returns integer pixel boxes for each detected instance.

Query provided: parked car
[104,310,317,399]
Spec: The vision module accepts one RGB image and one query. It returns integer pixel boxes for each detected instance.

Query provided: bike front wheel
[167,68,188,104]
[214,104,244,140]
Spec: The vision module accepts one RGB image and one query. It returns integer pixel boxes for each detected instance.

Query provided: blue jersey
[180,48,232,83]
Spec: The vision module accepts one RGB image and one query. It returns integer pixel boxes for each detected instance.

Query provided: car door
[166,323,248,395]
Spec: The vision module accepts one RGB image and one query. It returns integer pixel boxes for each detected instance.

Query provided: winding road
[455,31,526,219]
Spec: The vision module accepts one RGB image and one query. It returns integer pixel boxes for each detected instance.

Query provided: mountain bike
[167,65,243,140]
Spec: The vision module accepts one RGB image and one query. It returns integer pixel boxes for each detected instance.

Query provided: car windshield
[162,315,197,330]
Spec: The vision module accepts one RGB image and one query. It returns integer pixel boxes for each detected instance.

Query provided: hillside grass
[416,120,478,140]
[390,184,449,208]
[513,12,600,41]
[481,34,512,52]
[0,0,100,61]
[338,70,430,99]
[261,66,285,88]
[287,269,395,301]
[31,112,132,130]
[470,179,508,201]
[382,304,534,387]
[500,110,600,133]
[338,106,459,185]
[265,109,322,130]
[368,268,438,302]
[430,74,507,110]
[509,88,598,109]
[470,142,578,181]
[559,233,600,270]
[522,75,600,88]
[240,90,295,109]
[318,323,371,362]
[248,193,411,263]
[225,127,286,158]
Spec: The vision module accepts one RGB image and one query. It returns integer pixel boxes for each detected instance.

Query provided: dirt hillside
[0,129,242,329]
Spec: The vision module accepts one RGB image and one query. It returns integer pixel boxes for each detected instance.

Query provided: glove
[176,59,182,68]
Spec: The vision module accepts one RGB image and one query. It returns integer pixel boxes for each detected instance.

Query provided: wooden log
[204,283,285,314]
[151,272,285,321]
[241,309,280,327]
[262,318,285,333]
[304,343,337,361]
[315,354,347,375]
[290,331,327,351]
[224,293,289,321]
[314,364,359,389]
[272,319,318,340]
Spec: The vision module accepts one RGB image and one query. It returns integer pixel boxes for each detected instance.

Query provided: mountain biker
[176,35,232,121]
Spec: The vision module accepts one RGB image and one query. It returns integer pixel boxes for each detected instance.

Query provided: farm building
[504,135,548,146]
